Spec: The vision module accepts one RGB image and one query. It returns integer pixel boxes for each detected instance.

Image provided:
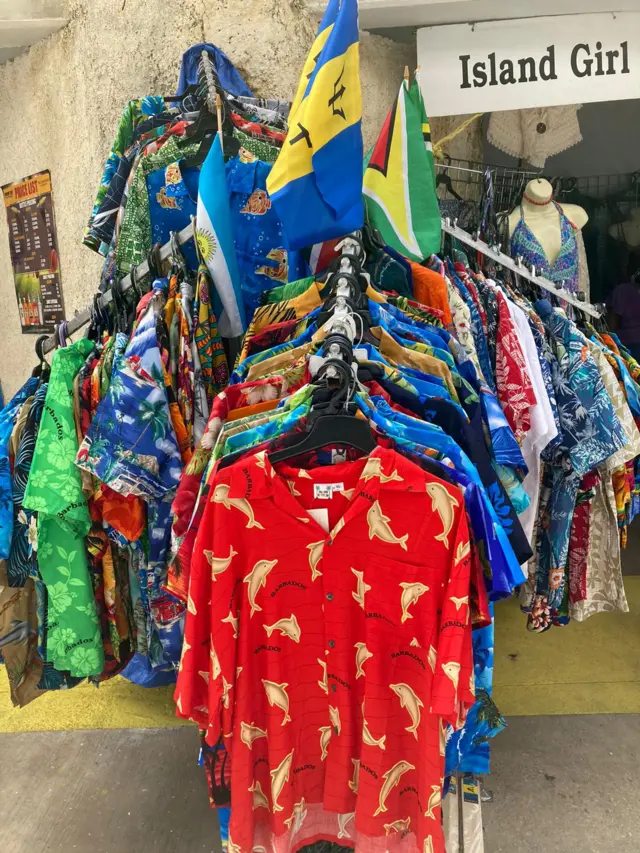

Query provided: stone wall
[0,0,414,396]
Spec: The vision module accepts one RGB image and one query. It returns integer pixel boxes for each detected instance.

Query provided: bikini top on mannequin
[510,201,579,293]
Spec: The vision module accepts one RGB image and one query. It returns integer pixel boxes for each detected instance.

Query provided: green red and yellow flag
[363,79,441,262]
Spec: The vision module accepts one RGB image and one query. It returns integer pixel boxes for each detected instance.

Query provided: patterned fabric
[530,304,628,622]
[262,277,316,305]
[449,265,496,393]
[476,277,499,372]
[233,130,280,163]
[77,289,182,501]
[147,162,199,271]
[193,253,229,406]
[568,472,598,607]
[115,137,199,274]
[176,447,474,853]
[491,285,537,443]
[446,604,504,776]
[240,280,385,362]
[225,154,308,315]
[0,563,44,707]
[510,202,580,293]
[573,473,629,621]
[8,383,47,587]
[23,340,105,678]
[84,96,167,253]
[167,378,290,600]
[230,109,286,143]
[445,277,484,380]
[0,377,39,560]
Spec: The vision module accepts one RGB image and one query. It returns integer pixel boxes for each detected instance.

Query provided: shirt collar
[225,445,426,501]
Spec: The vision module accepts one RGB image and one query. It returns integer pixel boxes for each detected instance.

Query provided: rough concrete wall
[0,0,414,398]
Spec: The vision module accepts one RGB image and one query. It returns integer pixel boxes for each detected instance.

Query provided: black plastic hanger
[269,359,376,464]
[436,170,464,202]
[33,334,50,381]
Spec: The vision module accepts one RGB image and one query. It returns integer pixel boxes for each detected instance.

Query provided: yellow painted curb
[494,576,640,716]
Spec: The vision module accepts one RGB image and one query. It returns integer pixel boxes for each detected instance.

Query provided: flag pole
[216,93,224,155]
[403,65,410,86]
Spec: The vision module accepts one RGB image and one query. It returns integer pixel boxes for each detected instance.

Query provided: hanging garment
[175,42,253,98]
[177,447,475,853]
[510,202,580,293]
[487,106,582,169]
[23,340,105,678]
[84,96,168,253]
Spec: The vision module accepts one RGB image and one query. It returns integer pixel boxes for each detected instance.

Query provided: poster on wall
[2,170,65,334]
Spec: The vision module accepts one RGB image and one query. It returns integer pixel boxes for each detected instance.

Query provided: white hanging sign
[417,12,640,117]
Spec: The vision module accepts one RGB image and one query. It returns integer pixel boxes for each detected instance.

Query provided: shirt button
[331,683,337,692]
[326,538,333,546]
[326,593,334,601]
[328,640,336,648]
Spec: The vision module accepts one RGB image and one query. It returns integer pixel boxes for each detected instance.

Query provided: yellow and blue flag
[267,0,364,250]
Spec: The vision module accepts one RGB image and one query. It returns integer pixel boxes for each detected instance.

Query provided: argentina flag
[196,135,246,338]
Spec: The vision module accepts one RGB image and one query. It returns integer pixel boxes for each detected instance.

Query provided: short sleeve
[429,508,475,727]
[175,475,239,746]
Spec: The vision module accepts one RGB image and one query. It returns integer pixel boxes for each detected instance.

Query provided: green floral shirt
[23,339,104,678]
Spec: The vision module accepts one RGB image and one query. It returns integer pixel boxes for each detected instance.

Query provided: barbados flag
[196,134,246,338]
[266,0,364,251]
[363,78,441,262]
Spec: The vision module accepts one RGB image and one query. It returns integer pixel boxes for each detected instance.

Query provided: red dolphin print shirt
[176,446,475,853]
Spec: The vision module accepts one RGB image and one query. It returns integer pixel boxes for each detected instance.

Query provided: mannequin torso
[508,178,588,265]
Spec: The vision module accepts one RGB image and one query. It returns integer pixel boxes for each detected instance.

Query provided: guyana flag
[363,79,441,262]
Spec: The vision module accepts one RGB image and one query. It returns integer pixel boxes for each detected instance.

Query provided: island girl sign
[417,12,640,116]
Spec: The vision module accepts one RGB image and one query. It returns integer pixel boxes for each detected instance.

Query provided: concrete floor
[1,716,639,853]
[484,715,640,853]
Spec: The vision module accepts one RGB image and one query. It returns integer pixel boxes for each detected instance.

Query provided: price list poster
[2,170,65,333]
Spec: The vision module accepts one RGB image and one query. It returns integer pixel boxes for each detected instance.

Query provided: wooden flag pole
[216,93,224,155]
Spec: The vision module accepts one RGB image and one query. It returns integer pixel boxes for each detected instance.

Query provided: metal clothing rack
[442,217,603,318]
[41,221,195,355]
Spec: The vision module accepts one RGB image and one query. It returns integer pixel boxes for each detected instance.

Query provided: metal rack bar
[40,215,601,357]
[441,218,603,318]
[42,221,195,355]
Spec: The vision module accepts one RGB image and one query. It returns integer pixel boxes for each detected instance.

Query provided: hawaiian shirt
[23,340,105,678]
[490,284,537,443]
[76,289,182,501]
[84,96,167,253]
[115,137,199,274]
[533,303,628,617]
[0,376,38,559]
[225,153,308,316]
[147,162,200,271]
[176,447,474,853]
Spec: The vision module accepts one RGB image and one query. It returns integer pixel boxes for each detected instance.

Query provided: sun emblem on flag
[196,227,217,262]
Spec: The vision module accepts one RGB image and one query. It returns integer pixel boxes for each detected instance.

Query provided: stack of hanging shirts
[0,47,318,695]
[168,252,533,853]
[82,83,307,319]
